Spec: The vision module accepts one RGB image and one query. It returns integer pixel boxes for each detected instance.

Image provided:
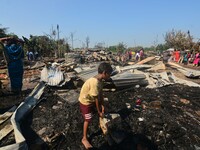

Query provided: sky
[1,0,200,48]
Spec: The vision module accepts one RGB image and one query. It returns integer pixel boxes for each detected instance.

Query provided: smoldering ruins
[0,51,200,150]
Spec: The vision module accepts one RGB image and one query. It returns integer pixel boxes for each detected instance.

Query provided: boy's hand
[99,112,104,118]
[101,105,105,114]
[99,105,105,118]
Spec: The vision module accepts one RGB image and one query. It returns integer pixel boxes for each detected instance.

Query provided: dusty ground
[0,61,200,150]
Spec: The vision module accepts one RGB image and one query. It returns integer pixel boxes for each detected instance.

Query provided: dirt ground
[0,62,200,150]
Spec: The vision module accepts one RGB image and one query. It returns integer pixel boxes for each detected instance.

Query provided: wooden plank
[0,73,8,80]
[0,69,7,74]
[0,122,13,141]
[148,62,166,71]
[136,56,156,65]
[0,105,17,125]
[168,62,200,77]
[184,111,200,125]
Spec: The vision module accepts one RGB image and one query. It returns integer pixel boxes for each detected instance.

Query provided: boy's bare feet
[82,138,93,149]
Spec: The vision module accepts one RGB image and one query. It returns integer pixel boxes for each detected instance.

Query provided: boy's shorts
[80,102,95,122]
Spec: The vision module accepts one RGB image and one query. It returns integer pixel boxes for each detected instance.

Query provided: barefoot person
[79,62,113,149]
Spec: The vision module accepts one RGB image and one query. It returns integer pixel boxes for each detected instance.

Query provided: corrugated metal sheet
[77,68,98,81]
[116,64,152,72]
[111,71,146,87]
[77,64,151,82]
[41,66,64,86]
[77,68,147,88]
[146,72,200,88]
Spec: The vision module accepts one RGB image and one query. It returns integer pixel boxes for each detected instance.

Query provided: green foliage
[108,46,117,53]
[132,46,143,51]
[0,25,7,38]
[144,46,154,51]
[156,43,170,52]
[58,38,70,57]
[22,35,70,58]
[116,42,126,54]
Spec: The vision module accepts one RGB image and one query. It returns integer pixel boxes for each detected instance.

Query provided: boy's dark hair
[98,62,113,74]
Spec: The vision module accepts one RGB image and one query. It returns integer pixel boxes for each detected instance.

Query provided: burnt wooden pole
[57,24,60,58]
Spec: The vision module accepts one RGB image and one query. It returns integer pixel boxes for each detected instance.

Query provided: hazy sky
[1,0,199,48]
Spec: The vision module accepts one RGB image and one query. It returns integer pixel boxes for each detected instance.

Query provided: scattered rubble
[0,51,200,150]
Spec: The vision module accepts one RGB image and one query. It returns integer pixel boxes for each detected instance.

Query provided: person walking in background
[28,51,34,61]
[168,50,173,62]
[139,48,144,61]
[34,51,39,60]
[193,51,200,67]
[188,50,195,63]
[79,62,113,149]
[178,49,185,64]
[26,50,30,60]
[128,50,132,60]
[172,49,176,61]
[135,51,140,62]
[0,37,24,95]
[186,51,191,63]
[162,50,170,64]
[131,51,135,60]
[175,49,180,62]
[183,52,188,65]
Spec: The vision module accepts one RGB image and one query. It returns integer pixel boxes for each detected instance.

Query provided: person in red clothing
[175,49,180,62]
[139,48,144,61]
[193,51,200,67]
[172,49,176,61]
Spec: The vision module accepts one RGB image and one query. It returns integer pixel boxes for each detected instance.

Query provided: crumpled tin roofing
[77,68,146,88]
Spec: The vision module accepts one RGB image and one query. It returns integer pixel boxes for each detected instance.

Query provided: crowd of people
[116,48,145,63]
[163,49,200,67]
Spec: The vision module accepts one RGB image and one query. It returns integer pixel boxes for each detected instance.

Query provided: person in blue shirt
[0,37,24,95]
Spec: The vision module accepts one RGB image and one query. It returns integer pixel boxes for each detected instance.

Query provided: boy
[79,62,113,149]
